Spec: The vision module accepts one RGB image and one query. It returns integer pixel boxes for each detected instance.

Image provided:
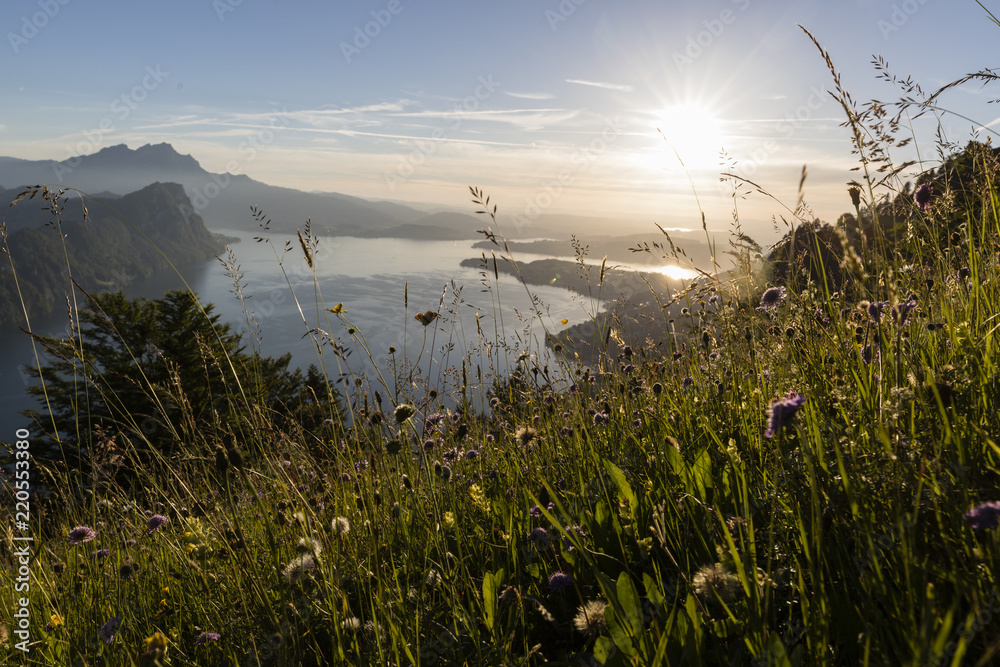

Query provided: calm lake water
[0,231,626,434]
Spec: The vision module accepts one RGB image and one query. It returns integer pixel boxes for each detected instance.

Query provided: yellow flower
[330,303,347,313]
[145,631,168,651]
[443,512,456,529]
[561,319,568,325]
[49,614,63,629]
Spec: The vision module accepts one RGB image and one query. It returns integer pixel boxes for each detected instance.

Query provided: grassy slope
[3,44,1000,667]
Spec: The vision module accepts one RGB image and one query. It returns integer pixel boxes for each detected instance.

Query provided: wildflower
[331,516,351,537]
[515,426,538,447]
[891,297,918,326]
[758,286,787,311]
[94,548,111,561]
[297,537,323,556]
[283,554,318,584]
[100,616,120,645]
[848,186,861,207]
[44,614,63,633]
[914,184,933,210]
[867,301,889,324]
[394,403,416,424]
[146,515,170,534]
[692,563,740,603]
[964,501,1000,532]
[573,600,609,637]
[67,525,96,545]
[548,571,574,592]
[764,391,806,438]
[527,527,553,548]
[682,376,694,389]
[118,563,135,580]
[194,631,220,646]
[464,449,479,460]
[340,617,362,632]
[959,267,971,281]
[143,631,168,653]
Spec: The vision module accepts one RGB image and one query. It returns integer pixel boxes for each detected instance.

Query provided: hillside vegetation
[2,30,1000,667]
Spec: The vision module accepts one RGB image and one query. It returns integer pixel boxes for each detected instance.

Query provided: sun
[652,103,726,171]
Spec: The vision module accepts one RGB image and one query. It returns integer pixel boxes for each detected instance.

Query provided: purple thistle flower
[867,301,889,325]
[548,571,574,592]
[146,514,169,534]
[527,527,552,547]
[194,631,221,646]
[758,286,787,311]
[914,184,933,210]
[529,505,543,518]
[464,449,479,460]
[891,297,918,326]
[964,501,1000,532]
[764,391,806,439]
[94,548,111,561]
[67,525,96,546]
[100,616,120,645]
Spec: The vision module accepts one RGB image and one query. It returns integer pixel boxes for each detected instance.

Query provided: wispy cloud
[566,79,634,92]
[504,91,557,100]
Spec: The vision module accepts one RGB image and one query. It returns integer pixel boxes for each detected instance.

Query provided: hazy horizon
[3,1,999,243]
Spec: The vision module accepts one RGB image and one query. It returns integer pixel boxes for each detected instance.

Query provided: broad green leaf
[483,570,499,631]
[604,459,638,517]
[617,572,643,635]
[594,637,617,665]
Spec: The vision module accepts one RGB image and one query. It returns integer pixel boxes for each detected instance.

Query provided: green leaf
[594,637,618,665]
[643,573,665,613]
[483,570,499,631]
[604,459,638,517]
[607,603,638,658]
[617,572,644,636]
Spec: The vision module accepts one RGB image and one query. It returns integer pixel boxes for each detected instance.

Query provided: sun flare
[652,103,726,171]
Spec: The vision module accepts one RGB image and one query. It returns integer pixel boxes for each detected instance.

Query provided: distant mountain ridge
[0,143,486,239]
[0,181,224,325]
[0,143,673,242]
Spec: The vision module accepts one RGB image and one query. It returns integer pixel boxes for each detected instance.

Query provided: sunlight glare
[654,103,726,171]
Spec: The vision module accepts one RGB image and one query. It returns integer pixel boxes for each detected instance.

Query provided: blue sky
[2,0,998,241]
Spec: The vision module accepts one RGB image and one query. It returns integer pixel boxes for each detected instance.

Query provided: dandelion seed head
[692,563,740,603]
[573,600,609,637]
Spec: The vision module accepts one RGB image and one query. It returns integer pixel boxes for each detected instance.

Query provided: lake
[0,231,639,434]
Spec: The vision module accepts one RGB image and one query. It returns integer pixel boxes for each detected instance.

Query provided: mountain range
[0,143,680,241]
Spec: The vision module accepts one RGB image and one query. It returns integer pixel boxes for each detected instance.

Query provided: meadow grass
[3,33,1000,667]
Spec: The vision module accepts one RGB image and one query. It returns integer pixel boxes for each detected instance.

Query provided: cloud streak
[566,79,634,92]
